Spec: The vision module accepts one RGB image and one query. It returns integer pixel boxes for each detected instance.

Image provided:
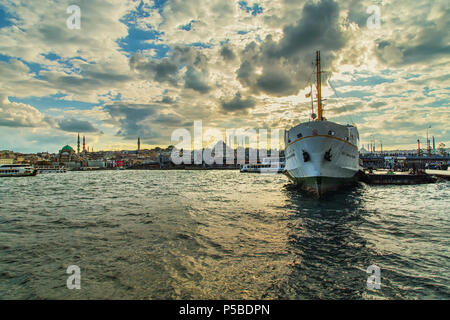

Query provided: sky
[0,0,448,153]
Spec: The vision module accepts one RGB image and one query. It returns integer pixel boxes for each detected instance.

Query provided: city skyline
[0,0,449,153]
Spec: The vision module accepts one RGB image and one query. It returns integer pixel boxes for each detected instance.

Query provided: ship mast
[316,50,323,121]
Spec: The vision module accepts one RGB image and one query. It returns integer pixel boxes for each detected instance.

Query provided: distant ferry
[240,158,285,173]
[0,164,38,177]
[36,167,66,174]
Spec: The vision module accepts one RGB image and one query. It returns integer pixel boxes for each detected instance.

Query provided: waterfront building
[0,158,14,165]
[64,161,81,169]
[87,160,106,168]
[58,145,77,163]
[0,150,15,160]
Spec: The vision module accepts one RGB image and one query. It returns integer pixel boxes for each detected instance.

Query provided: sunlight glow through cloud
[0,0,448,153]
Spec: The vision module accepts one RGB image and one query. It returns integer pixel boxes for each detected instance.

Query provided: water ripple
[0,170,448,299]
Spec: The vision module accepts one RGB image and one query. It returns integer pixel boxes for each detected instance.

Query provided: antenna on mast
[310,84,316,120]
[316,50,323,121]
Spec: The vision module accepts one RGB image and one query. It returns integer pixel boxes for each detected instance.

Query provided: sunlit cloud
[0,0,448,153]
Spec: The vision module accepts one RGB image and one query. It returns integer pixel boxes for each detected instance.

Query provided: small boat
[240,158,285,173]
[36,167,66,174]
[0,164,38,177]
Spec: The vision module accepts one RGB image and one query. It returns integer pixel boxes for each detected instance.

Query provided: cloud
[103,103,160,139]
[184,67,211,93]
[129,45,212,93]
[58,118,99,133]
[275,0,345,57]
[221,92,256,113]
[255,68,297,96]
[152,113,184,125]
[236,0,350,97]
[160,96,176,104]
[0,0,133,62]
[220,44,236,61]
[130,53,179,84]
[0,95,49,128]
[372,1,450,66]
[39,67,133,96]
[0,0,449,151]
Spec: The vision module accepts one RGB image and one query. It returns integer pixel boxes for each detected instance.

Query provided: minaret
[83,136,86,152]
[137,137,141,153]
[77,133,80,154]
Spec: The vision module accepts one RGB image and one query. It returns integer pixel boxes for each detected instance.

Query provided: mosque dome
[61,145,74,152]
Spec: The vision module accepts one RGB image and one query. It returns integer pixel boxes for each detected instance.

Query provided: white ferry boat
[240,158,285,173]
[284,51,360,196]
[36,167,66,174]
[0,164,38,177]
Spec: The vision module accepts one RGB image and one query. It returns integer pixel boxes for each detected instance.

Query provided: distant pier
[359,170,438,185]
[359,153,449,185]
[425,170,450,181]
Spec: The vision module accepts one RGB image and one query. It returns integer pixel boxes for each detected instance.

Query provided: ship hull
[284,172,357,197]
[0,170,37,177]
[284,120,360,197]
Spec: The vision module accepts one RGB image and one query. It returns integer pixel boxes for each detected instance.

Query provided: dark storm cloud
[104,103,160,139]
[129,54,179,84]
[152,59,179,82]
[345,0,371,28]
[152,113,183,126]
[374,4,450,66]
[275,0,345,57]
[184,67,211,93]
[160,96,175,104]
[220,92,256,113]
[58,118,98,132]
[236,60,254,88]
[172,46,208,69]
[129,45,211,90]
[236,0,349,97]
[220,44,236,61]
[255,69,296,95]
[175,46,212,93]
[39,70,133,95]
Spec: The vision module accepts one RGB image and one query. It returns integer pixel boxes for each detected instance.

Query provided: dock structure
[426,170,450,181]
[360,154,450,170]
[359,170,438,185]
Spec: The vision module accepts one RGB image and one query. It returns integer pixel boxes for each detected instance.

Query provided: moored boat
[240,157,285,173]
[284,51,360,196]
[36,167,66,174]
[0,164,38,177]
